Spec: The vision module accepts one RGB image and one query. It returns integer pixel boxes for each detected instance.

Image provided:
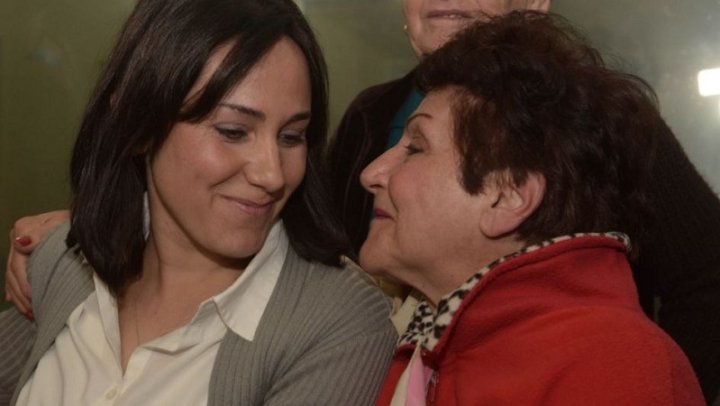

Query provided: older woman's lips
[373,208,392,220]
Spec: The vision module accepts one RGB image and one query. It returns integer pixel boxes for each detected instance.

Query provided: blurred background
[1,0,719,307]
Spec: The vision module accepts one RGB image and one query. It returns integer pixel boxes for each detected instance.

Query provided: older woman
[0,0,395,405]
[326,3,720,400]
[360,12,704,405]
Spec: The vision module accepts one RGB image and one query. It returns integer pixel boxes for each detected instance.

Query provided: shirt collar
[93,220,288,349]
[208,220,288,341]
[398,232,631,352]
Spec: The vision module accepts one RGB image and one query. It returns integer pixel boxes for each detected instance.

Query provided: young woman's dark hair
[68,0,349,294]
[416,11,661,256]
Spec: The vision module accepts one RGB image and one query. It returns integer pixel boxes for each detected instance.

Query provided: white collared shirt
[17,221,288,406]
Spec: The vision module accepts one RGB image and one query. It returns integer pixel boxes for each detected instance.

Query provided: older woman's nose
[360,148,395,194]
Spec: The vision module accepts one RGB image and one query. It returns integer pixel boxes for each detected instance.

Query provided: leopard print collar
[397,232,631,352]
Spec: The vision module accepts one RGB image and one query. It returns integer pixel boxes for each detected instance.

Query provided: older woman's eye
[214,125,248,141]
[279,131,307,148]
[404,143,422,155]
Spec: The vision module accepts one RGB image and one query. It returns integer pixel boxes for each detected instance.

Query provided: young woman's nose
[244,138,285,193]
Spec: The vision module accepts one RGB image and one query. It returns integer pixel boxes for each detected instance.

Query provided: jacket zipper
[428,370,439,406]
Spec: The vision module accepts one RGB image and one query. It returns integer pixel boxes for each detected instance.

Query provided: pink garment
[403,348,433,406]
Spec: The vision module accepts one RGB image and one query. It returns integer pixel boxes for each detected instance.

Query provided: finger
[9,247,32,302]
[7,229,32,300]
[15,255,32,300]
[5,271,31,316]
[12,210,69,254]
[5,248,32,317]
[6,272,32,315]
[5,229,17,302]
[12,235,35,255]
[10,218,36,255]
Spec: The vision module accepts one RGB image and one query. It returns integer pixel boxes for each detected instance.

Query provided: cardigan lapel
[11,246,93,405]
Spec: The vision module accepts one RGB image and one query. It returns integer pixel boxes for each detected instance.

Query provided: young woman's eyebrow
[218,102,265,120]
[218,102,311,125]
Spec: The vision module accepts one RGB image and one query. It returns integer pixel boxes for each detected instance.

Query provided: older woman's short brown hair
[417,11,662,252]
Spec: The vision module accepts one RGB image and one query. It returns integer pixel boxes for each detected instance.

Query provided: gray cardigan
[0,223,396,405]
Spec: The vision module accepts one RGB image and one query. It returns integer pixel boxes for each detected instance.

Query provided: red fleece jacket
[377,236,704,405]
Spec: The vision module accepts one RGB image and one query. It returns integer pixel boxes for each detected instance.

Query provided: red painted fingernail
[15,236,32,247]
[27,311,35,321]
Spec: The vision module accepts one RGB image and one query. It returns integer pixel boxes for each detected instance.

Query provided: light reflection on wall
[699,67,720,97]
[551,0,720,192]
[698,67,720,120]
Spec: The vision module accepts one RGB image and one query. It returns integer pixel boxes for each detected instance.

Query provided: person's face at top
[402,0,550,58]
[146,37,310,266]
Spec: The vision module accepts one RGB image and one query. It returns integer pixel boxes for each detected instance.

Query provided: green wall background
[0,1,136,307]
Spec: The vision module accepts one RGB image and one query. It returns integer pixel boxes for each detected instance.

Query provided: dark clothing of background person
[327,71,720,402]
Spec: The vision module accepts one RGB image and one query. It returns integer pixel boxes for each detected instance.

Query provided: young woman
[0,1,395,405]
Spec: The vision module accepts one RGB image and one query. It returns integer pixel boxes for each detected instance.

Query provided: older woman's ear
[479,172,546,238]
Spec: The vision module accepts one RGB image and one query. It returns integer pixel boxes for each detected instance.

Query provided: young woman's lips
[223,196,274,215]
